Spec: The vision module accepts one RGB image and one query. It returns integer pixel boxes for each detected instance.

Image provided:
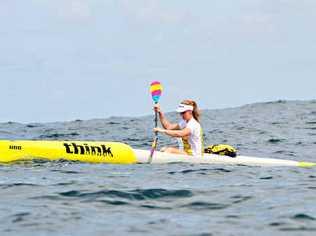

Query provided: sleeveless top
[178,118,203,156]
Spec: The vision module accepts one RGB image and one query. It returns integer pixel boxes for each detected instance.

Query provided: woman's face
[180,110,193,121]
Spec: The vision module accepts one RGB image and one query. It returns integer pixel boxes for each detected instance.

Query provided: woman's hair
[181,99,201,123]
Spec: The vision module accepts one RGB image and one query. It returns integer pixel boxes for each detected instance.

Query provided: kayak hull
[0,140,314,167]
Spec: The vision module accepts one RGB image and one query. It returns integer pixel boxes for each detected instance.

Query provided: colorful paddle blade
[150,81,163,103]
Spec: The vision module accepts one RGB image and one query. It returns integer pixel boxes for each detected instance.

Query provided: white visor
[176,104,194,113]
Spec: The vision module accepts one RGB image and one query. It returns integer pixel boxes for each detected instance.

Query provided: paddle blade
[150,81,163,103]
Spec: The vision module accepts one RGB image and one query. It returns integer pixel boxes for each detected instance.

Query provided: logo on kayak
[9,145,22,150]
[63,143,113,157]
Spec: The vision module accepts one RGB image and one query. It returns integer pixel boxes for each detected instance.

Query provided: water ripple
[181,201,229,210]
[168,168,232,175]
[280,226,316,232]
[0,183,39,189]
[292,214,316,221]
[11,212,31,223]
[58,189,193,201]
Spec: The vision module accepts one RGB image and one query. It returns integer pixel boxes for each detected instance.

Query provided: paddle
[148,81,163,163]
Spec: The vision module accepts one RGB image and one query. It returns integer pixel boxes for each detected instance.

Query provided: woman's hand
[153,103,161,114]
[153,127,165,133]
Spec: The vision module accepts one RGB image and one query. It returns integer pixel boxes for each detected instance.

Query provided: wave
[181,201,229,210]
[0,183,39,189]
[57,188,194,201]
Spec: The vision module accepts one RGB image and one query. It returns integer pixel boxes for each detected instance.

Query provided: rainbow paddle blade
[150,81,163,103]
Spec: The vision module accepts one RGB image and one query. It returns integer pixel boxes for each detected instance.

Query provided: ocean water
[0,100,315,236]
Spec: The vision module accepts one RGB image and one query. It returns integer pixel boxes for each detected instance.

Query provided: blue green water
[0,100,315,235]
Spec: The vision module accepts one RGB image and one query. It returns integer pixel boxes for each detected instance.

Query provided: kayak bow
[0,140,137,164]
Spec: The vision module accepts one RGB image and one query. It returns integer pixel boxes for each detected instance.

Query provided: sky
[0,0,315,123]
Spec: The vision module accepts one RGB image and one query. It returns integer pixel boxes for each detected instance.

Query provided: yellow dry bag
[204,144,237,157]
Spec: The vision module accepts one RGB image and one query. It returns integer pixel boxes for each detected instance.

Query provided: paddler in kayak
[153,99,203,156]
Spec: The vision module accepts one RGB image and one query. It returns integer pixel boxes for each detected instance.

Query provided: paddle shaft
[154,104,158,132]
[148,103,159,163]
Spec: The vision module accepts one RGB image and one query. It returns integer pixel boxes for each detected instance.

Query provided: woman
[153,99,203,156]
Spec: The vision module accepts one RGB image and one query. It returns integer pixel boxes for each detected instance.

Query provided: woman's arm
[159,112,180,130]
[154,127,191,138]
[154,104,179,130]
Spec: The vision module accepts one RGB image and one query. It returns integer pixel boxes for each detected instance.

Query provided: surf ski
[0,140,315,167]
